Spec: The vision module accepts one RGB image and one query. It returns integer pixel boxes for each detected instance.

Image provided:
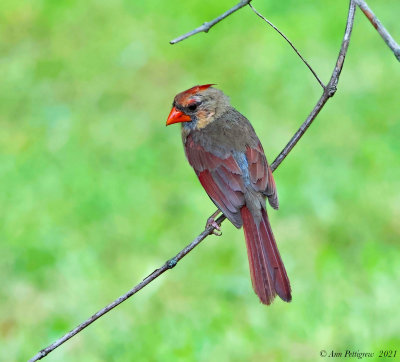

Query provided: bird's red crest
[183,84,216,96]
[174,84,216,107]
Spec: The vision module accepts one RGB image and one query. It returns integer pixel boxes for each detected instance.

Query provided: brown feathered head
[166,84,230,130]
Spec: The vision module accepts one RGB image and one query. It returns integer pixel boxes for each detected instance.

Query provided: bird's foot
[206,217,222,236]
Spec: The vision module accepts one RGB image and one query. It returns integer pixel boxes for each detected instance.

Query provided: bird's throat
[196,110,215,130]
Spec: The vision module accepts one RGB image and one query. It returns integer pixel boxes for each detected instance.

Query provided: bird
[166,84,291,305]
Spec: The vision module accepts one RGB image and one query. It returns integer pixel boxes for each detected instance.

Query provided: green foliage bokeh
[0,0,399,360]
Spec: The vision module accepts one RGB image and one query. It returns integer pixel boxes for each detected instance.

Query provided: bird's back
[189,107,260,158]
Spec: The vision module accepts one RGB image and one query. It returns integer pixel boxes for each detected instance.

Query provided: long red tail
[241,206,291,305]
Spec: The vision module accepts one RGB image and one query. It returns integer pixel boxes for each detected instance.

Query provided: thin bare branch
[31,1,381,361]
[248,3,325,89]
[170,1,325,90]
[28,214,226,362]
[169,0,252,44]
[271,0,356,170]
[355,0,400,61]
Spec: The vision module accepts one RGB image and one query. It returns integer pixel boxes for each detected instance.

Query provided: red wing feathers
[266,167,278,209]
[214,166,244,192]
[185,136,245,227]
[246,143,278,209]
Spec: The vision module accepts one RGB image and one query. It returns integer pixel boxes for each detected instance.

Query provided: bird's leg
[206,209,222,236]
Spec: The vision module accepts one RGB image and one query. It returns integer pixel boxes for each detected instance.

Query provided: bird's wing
[245,142,278,209]
[193,109,278,210]
[185,134,246,228]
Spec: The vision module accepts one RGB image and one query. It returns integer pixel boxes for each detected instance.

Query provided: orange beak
[166,106,191,126]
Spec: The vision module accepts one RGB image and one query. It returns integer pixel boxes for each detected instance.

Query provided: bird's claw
[206,217,222,236]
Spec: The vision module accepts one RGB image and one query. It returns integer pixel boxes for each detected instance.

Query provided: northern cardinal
[166,84,291,305]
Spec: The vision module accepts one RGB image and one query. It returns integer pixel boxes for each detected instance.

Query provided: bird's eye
[188,101,201,112]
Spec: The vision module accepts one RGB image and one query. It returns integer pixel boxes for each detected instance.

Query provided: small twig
[248,3,325,89]
[170,1,325,89]
[355,0,400,61]
[169,0,252,44]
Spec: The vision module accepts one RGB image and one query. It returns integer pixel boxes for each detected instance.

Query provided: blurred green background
[1,0,399,361]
